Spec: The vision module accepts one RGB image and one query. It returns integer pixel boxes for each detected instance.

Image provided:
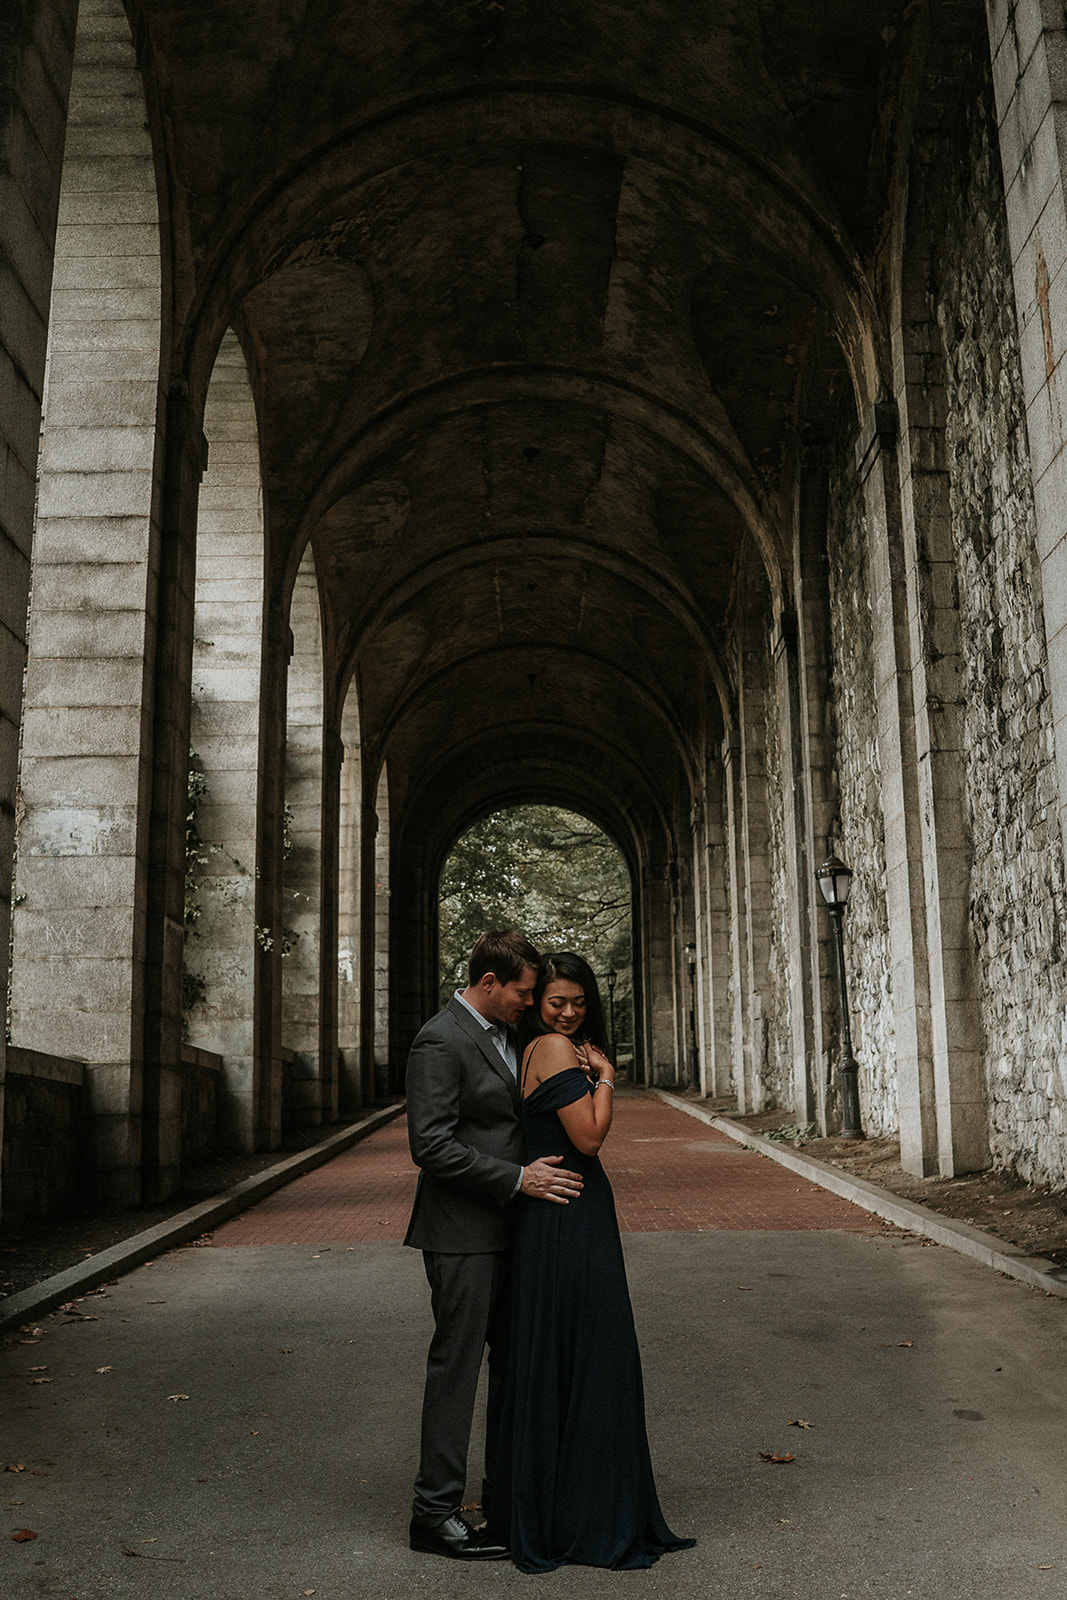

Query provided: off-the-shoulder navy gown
[487,1066,695,1572]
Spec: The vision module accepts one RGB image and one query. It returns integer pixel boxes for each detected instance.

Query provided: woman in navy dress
[487,951,695,1573]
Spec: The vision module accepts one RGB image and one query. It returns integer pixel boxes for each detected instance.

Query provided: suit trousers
[412,1248,512,1525]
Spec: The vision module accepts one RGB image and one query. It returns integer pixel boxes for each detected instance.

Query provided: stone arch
[388,718,680,1087]
[9,0,165,1204]
[182,329,265,1152]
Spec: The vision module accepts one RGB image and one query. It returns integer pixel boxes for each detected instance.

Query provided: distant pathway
[209,1090,883,1245]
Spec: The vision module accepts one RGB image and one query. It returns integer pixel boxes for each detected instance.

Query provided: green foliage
[438,804,633,1051]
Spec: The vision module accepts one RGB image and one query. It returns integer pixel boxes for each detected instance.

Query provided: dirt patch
[728,1107,1067,1267]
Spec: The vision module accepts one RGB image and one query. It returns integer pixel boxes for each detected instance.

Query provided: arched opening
[437,804,634,1068]
[182,330,265,1153]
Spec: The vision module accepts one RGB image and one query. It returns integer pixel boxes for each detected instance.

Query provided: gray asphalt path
[2,1228,1065,1598]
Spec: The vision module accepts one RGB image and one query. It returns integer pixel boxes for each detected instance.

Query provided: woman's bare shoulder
[524,1033,581,1079]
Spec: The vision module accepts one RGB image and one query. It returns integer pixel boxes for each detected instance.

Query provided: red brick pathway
[210,1092,880,1246]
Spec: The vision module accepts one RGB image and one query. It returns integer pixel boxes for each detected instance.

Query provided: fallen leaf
[95,1367,114,1375]
[898,1340,915,1348]
[5,1465,27,1474]
[737,1285,754,1291]
[250,1431,259,1436]
[304,1591,316,1596]
[29,1366,47,1373]
[788,1419,814,1429]
[12,1529,38,1542]
[166,1394,190,1403]
[29,1378,50,1385]
[30,1472,48,1479]
[758,1452,797,1464]
[281,1348,293,1354]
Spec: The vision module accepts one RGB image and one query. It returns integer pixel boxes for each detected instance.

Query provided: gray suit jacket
[403,996,524,1253]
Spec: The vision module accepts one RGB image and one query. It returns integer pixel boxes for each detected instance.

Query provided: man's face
[482,966,538,1026]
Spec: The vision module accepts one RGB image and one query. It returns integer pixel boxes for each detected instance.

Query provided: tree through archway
[438,805,633,1062]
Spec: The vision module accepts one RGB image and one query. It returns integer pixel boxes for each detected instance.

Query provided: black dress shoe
[409,1514,509,1560]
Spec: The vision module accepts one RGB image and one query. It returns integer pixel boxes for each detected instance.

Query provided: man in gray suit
[405,929,583,1560]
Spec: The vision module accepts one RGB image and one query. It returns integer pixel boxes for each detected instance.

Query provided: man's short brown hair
[468,929,541,986]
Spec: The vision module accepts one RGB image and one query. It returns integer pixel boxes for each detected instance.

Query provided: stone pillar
[358,771,380,1103]
[687,790,712,1095]
[373,765,391,1098]
[703,758,736,1099]
[318,726,343,1123]
[337,692,363,1111]
[770,610,818,1122]
[11,0,168,1205]
[283,550,325,1125]
[795,453,837,1132]
[856,402,938,1175]
[142,395,208,1203]
[0,0,78,1222]
[737,652,773,1111]
[722,731,751,1110]
[894,259,989,1176]
[987,5,1067,1001]
[254,606,292,1149]
[643,849,679,1085]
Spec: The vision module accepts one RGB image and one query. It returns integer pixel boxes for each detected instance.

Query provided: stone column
[11,0,169,1205]
[738,656,773,1111]
[770,611,817,1122]
[795,453,836,1132]
[337,694,363,1111]
[142,396,208,1203]
[722,731,751,1109]
[282,551,325,1125]
[703,758,736,1099]
[317,726,343,1123]
[372,765,391,1098]
[687,790,712,1095]
[254,606,292,1149]
[856,403,938,1175]
[893,250,989,1176]
[357,771,380,1103]
[0,0,78,1222]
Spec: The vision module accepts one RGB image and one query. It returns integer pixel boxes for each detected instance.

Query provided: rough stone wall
[933,73,1067,1188]
[2,1052,85,1226]
[179,1048,221,1166]
[825,437,896,1133]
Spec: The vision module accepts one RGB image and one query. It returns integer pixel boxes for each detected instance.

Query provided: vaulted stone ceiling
[134,0,924,839]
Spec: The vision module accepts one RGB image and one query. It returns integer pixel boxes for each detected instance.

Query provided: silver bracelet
[595,1078,615,1092]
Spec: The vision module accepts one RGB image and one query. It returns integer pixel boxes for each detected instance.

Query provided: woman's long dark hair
[521,951,610,1053]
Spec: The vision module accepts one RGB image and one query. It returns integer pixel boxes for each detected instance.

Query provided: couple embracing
[404,929,694,1573]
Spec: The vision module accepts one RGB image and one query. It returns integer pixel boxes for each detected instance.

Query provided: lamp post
[684,941,697,1084]
[606,966,618,1065]
[815,854,865,1140]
